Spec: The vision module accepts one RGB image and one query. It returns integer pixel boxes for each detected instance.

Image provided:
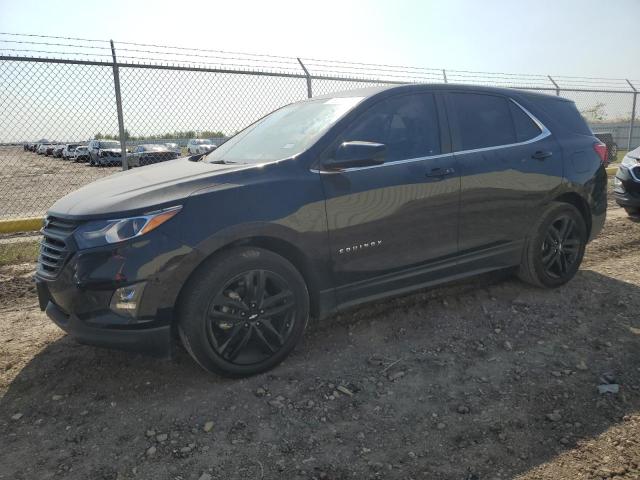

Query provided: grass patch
[0,240,39,267]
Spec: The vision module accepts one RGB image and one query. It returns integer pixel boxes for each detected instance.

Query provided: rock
[504,341,513,351]
[545,411,562,422]
[156,433,168,442]
[408,451,416,458]
[255,387,267,397]
[11,413,23,421]
[550,371,562,377]
[576,360,588,371]
[79,410,88,416]
[388,371,405,381]
[275,459,286,471]
[268,400,284,409]
[337,385,353,396]
[180,444,195,453]
[146,429,156,438]
[600,372,616,384]
[146,446,157,457]
[457,405,470,414]
[597,384,620,394]
[559,437,570,445]
[436,422,446,430]
[203,421,214,433]
[51,395,63,401]
[198,474,212,480]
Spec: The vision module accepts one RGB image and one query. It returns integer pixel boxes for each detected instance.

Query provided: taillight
[593,142,607,164]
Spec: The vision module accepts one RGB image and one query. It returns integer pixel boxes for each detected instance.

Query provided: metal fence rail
[1,33,638,220]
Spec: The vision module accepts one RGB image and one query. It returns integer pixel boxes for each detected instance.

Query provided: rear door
[446,92,562,263]
[321,92,460,304]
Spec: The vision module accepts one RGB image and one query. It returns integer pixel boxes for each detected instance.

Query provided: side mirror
[323,141,386,171]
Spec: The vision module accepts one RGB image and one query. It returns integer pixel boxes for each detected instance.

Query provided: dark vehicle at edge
[594,132,617,165]
[35,84,607,377]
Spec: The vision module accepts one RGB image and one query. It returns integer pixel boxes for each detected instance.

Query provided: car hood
[627,146,640,160]
[100,148,122,153]
[49,158,246,218]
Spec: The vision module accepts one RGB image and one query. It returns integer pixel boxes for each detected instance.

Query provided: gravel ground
[1,196,639,480]
[0,147,120,219]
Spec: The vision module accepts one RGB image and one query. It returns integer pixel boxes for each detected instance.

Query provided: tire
[178,247,309,377]
[624,207,640,217]
[518,202,587,288]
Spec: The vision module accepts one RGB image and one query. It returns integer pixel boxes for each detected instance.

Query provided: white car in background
[187,139,217,155]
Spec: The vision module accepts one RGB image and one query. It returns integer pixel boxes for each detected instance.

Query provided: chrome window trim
[314,97,551,173]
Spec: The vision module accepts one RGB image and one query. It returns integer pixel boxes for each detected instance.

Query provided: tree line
[93,130,226,141]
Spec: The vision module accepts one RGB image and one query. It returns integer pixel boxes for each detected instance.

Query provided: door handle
[532,150,553,160]
[426,167,455,178]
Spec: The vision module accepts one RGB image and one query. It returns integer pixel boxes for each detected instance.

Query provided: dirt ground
[0,146,120,219]
[1,191,640,480]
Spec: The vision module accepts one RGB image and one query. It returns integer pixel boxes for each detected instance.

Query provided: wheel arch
[173,235,326,325]
[552,191,592,237]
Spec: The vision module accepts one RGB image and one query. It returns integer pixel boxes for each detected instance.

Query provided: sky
[1,0,639,80]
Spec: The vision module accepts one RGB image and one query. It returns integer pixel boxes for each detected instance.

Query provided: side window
[509,101,541,142]
[450,93,516,150]
[340,93,441,162]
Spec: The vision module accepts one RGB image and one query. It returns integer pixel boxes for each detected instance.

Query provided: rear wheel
[518,202,587,288]
[178,247,309,377]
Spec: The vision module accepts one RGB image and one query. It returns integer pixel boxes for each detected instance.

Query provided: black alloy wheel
[206,269,296,365]
[179,247,309,377]
[540,215,582,279]
[518,202,586,288]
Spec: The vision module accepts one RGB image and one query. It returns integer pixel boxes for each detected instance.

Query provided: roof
[311,83,564,102]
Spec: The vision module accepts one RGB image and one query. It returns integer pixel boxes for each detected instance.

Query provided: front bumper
[35,227,205,357]
[613,165,640,208]
[42,298,172,357]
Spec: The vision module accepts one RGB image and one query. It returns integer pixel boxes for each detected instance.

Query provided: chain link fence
[1,33,638,220]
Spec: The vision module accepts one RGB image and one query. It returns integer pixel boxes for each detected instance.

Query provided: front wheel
[518,202,587,288]
[178,247,309,377]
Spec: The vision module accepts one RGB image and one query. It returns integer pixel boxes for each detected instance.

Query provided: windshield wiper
[209,159,238,165]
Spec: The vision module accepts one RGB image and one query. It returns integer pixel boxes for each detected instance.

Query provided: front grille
[37,216,79,278]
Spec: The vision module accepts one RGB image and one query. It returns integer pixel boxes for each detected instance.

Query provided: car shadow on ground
[1,269,639,479]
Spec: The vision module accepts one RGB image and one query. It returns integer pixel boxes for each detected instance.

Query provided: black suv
[35,84,607,377]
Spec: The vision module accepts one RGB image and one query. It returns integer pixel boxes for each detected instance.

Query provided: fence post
[297,58,312,99]
[627,79,637,152]
[548,75,560,96]
[442,69,448,84]
[110,40,129,171]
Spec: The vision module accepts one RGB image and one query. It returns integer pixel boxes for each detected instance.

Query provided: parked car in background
[594,132,617,165]
[44,144,58,156]
[37,144,50,155]
[128,144,180,167]
[164,142,181,156]
[35,84,607,377]
[187,138,217,155]
[613,145,640,217]
[88,139,123,166]
[53,145,65,158]
[72,145,90,162]
[62,144,80,160]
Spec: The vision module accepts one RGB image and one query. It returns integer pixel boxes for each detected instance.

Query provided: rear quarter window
[534,98,592,136]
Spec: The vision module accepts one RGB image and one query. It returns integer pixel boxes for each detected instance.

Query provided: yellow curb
[0,217,43,234]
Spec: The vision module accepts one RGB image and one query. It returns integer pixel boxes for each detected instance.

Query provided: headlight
[74,206,182,249]
[621,155,639,169]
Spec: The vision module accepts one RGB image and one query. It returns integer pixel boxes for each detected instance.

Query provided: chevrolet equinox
[36,84,607,377]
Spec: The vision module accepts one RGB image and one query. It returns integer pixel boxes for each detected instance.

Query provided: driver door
[320,92,460,305]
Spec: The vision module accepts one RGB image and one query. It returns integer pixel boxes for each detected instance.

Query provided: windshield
[194,139,212,145]
[100,141,120,149]
[205,96,364,164]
